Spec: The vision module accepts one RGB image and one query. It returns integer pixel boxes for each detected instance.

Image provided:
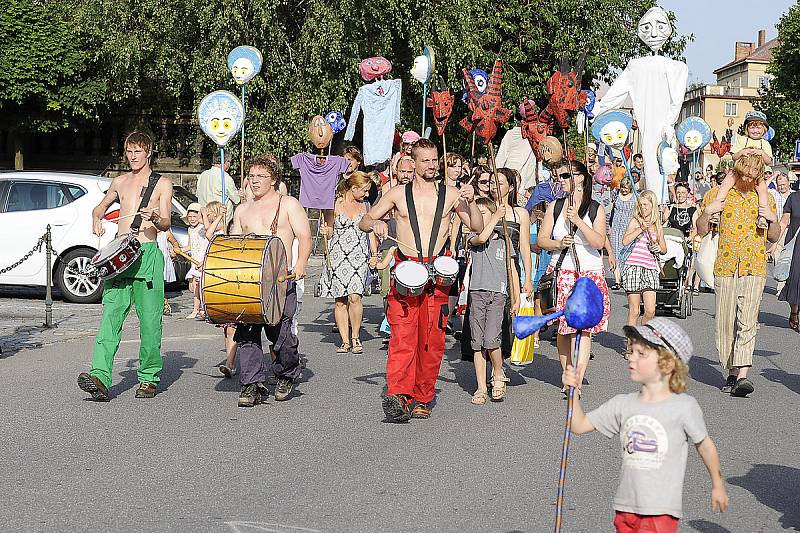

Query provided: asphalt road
[0,268,798,532]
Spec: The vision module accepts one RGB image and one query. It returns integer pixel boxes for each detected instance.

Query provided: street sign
[795,139,800,160]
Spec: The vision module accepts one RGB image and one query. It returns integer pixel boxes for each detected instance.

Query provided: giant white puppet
[593,6,688,205]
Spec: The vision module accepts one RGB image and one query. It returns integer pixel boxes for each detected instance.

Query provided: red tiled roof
[713,38,778,74]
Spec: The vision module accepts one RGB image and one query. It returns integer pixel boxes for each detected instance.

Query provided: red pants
[614,511,678,533]
[386,283,449,403]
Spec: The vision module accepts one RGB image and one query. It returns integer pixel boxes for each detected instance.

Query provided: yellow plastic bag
[510,293,536,366]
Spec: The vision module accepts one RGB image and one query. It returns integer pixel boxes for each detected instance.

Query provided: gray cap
[623,317,693,363]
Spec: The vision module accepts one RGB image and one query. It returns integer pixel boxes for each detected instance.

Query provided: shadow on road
[110,350,197,397]
[728,464,800,530]
[687,519,732,532]
[759,310,790,329]
[760,367,800,395]
[689,356,724,389]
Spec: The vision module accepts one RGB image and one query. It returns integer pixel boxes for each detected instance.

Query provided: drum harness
[403,181,447,291]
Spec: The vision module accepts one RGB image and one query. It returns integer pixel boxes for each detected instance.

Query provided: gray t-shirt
[469,234,509,294]
[587,392,708,518]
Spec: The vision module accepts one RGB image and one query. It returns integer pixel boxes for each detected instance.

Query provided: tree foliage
[759,3,800,160]
[63,1,688,166]
[0,0,104,133]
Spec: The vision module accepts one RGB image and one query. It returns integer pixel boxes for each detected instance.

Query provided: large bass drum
[201,235,288,325]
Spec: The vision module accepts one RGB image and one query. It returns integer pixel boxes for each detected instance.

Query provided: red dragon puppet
[519,97,554,158]
[426,77,455,137]
[710,132,731,158]
[462,60,513,145]
[538,51,588,131]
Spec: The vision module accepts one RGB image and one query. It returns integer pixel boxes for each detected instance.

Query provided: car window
[67,185,87,201]
[6,182,71,212]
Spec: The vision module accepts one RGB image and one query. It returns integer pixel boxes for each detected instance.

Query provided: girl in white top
[538,161,610,397]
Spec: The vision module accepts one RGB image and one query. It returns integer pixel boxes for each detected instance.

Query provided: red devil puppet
[462,60,513,145]
[539,52,588,131]
[520,97,554,158]
[426,77,454,137]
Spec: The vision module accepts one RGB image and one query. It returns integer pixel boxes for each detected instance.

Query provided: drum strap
[405,182,446,262]
[130,172,162,235]
[270,195,283,236]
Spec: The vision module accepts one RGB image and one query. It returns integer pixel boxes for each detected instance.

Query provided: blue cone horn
[513,277,604,340]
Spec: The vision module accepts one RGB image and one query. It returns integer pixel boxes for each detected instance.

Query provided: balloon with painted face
[658,141,680,176]
[227,46,263,85]
[410,46,435,84]
[592,110,633,150]
[359,56,392,82]
[638,6,673,53]
[324,111,346,134]
[676,117,711,153]
[198,91,244,146]
[308,115,333,150]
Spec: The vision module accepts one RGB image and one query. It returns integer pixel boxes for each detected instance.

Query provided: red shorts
[614,511,678,533]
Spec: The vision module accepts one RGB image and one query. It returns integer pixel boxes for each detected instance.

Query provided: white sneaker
[186,311,198,319]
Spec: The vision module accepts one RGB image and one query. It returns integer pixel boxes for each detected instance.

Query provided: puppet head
[514,277,604,339]
[324,111,346,134]
[539,136,563,167]
[426,79,454,137]
[594,164,612,186]
[658,141,680,176]
[308,115,333,150]
[463,60,513,145]
[638,6,673,52]
[197,91,244,146]
[592,110,633,150]
[227,46,263,85]
[676,117,711,153]
[540,51,588,130]
[410,47,436,84]
[359,56,392,82]
[519,98,553,156]
[580,89,596,120]
[461,68,488,104]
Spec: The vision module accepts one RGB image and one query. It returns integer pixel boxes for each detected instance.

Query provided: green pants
[90,242,165,388]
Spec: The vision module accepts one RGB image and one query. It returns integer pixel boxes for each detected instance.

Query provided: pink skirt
[546,268,611,335]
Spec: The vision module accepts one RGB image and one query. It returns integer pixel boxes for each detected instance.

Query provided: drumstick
[278,273,297,282]
[175,249,202,267]
[383,235,419,255]
[105,209,159,223]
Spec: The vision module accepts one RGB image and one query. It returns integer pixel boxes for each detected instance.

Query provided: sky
[660,0,796,84]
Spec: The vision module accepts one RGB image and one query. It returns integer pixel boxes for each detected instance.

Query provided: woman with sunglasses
[538,160,611,398]
[471,165,492,199]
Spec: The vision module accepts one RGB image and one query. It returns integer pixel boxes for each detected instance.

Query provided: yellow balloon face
[231,57,255,84]
[207,110,237,145]
[600,121,628,149]
[683,129,703,151]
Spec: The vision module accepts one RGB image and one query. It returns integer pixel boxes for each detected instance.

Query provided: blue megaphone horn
[513,277,605,339]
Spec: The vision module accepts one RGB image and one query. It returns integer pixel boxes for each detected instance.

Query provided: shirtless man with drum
[229,154,312,406]
[359,138,483,421]
[78,131,173,401]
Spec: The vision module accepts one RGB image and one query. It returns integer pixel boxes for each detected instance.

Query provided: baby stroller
[654,227,694,319]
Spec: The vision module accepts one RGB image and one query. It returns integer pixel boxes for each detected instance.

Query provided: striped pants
[714,274,766,369]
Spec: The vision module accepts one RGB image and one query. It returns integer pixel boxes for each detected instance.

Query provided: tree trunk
[13,132,23,170]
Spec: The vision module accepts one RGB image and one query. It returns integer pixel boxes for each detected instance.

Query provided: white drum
[432,256,459,287]
[695,232,718,287]
[393,261,430,296]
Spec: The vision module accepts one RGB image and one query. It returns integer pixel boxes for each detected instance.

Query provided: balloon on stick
[197,90,245,206]
[227,45,263,192]
[411,46,436,137]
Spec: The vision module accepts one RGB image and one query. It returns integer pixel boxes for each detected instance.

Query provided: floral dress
[318,207,371,298]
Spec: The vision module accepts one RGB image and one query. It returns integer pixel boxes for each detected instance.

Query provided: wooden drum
[201,235,288,325]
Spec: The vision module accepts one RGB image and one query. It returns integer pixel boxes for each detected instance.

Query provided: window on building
[758,76,770,90]
[724,102,738,117]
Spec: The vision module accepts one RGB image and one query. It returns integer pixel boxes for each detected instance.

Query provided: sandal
[533,338,540,350]
[351,338,363,354]
[471,390,488,405]
[790,312,799,332]
[490,372,509,402]
[336,342,351,353]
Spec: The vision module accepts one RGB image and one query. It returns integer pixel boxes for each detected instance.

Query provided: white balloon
[599,120,629,149]
[410,55,429,83]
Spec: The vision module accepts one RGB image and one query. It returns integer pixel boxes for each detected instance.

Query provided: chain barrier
[0,232,48,275]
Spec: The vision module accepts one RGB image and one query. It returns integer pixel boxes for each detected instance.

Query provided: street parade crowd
[72,6,800,532]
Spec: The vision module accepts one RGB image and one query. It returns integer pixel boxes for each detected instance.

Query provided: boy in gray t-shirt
[562,318,729,532]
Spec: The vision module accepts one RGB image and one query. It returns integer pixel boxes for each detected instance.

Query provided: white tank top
[548,206,604,272]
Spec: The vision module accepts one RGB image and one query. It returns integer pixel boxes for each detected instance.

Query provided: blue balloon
[514,277,604,339]
[324,111,346,134]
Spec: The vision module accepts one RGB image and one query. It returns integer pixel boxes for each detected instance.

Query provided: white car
[0,172,194,303]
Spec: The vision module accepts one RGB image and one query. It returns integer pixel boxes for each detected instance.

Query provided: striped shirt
[626,228,659,270]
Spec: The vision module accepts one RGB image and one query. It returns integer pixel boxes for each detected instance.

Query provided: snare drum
[393,261,430,297]
[201,235,288,325]
[91,234,141,279]
[432,256,459,287]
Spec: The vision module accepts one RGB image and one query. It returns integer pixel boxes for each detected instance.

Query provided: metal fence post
[44,225,54,328]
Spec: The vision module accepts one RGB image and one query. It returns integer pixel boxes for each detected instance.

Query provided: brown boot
[135,382,157,398]
[77,372,110,402]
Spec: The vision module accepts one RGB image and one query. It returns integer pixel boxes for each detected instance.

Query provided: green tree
[759,3,800,160]
[71,0,688,168]
[0,0,105,168]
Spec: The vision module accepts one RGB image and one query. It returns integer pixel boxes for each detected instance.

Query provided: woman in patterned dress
[320,172,379,353]
[609,176,636,290]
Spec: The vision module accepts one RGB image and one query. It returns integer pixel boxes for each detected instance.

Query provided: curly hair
[733,152,765,184]
[657,347,689,393]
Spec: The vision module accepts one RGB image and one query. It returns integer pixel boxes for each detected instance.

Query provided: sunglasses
[558,172,572,180]
[478,179,490,185]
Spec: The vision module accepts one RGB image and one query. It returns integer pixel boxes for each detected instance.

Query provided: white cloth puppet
[593,6,688,205]
[496,127,538,190]
[344,79,402,165]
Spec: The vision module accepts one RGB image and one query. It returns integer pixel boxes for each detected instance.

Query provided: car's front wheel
[55,248,103,304]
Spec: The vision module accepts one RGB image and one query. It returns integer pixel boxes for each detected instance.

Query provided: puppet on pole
[227,46,263,195]
[197,91,245,207]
